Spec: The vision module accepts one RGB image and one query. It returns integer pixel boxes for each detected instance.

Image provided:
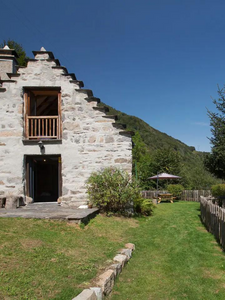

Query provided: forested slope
[99,102,219,189]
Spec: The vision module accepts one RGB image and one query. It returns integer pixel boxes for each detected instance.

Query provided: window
[24,88,61,140]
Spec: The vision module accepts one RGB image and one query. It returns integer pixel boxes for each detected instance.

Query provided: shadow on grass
[157,199,179,204]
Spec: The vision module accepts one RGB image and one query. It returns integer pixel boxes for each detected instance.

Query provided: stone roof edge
[0,49,19,58]
[32,50,55,59]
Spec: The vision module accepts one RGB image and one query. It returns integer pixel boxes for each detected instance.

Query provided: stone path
[0,202,99,224]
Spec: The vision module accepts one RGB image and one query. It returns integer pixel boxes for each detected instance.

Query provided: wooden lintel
[23,87,61,92]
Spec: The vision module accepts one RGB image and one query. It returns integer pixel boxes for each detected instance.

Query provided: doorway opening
[25,155,61,202]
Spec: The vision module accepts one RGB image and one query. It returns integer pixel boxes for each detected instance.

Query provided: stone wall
[0,60,14,80]
[0,48,132,207]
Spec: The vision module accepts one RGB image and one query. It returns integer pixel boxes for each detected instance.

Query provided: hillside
[100,102,200,154]
[99,102,218,189]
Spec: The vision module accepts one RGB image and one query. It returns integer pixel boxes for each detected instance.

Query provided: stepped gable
[0,45,132,137]
[0,46,132,207]
[28,47,133,137]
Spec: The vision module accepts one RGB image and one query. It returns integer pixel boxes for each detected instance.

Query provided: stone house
[0,46,132,207]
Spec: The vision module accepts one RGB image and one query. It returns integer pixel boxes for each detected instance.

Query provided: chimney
[0,45,18,80]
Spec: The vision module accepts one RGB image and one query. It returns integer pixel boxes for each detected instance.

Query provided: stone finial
[33,47,55,60]
[0,45,18,79]
[34,47,50,59]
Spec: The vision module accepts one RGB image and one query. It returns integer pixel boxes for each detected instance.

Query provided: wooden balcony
[26,116,60,139]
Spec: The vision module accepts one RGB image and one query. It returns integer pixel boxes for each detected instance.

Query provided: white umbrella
[148,173,181,190]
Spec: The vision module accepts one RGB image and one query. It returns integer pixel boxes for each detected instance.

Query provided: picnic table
[157,193,174,203]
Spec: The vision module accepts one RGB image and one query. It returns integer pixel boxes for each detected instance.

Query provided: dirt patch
[66,222,81,229]
[62,248,89,258]
[20,239,43,250]
[113,217,139,228]
[211,241,218,245]
[196,226,207,232]
[213,253,224,258]
[203,268,223,280]
[213,245,223,252]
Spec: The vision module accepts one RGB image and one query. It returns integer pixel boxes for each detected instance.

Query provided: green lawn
[0,216,138,300]
[110,202,225,300]
[1,202,225,300]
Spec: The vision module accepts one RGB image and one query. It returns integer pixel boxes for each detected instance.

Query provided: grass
[1,202,225,300]
[109,202,225,300]
[0,215,138,300]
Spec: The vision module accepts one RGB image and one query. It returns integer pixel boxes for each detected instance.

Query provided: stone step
[23,202,59,210]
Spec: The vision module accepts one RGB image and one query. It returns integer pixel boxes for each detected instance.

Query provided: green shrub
[167,184,184,199]
[140,199,155,216]
[129,195,155,216]
[86,167,141,214]
[211,184,225,198]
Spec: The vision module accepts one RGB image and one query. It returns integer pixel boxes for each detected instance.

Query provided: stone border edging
[72,243,135,300]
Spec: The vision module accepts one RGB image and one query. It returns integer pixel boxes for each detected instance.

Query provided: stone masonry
[0,46,132,207]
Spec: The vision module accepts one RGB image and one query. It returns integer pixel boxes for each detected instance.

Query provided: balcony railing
[26,116,59,139]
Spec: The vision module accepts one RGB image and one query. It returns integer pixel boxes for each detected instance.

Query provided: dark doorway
[26,155,61,202]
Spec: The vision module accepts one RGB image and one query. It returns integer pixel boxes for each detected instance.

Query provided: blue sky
[1,0,225,152]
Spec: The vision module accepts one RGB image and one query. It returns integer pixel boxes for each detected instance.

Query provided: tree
[205,86,225,179]
[132,132,154,189]
[151,148,182,176]
[150,148,182,190]
[132,132,183,190]
[0,39,28,66]
[132,131,148,164]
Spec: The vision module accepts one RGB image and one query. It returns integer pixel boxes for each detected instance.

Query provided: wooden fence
[181,190,211,202]
[142,190,211,202]
[200,196,225,250]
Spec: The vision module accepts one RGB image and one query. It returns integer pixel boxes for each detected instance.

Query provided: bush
[140,199,155,216]
[167,184,184,199]
[86,167,141,214]
[211,184,225,198]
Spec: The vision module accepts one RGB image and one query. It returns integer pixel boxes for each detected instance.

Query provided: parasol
[148,172,181,190]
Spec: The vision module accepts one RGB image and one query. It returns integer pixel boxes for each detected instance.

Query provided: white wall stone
[0,49,132,206]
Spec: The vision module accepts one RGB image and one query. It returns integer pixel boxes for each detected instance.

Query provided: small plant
[211,184,225,206]
[140,199,154,216]
[86,167,142,215]
[132,195,155,216]
[167,184,184,199]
